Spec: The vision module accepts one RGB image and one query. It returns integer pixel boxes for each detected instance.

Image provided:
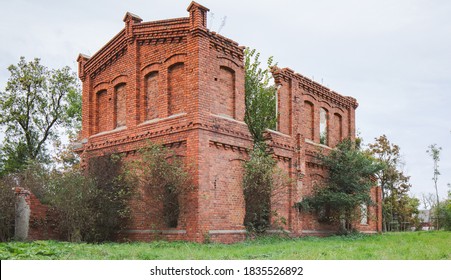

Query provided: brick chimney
[123,12,143,37]
[187,1,209,29]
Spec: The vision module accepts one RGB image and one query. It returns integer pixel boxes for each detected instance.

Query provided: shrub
[124,143,192,229]
[243,146,291,234]
[37,153,133,242]
[297,139,384,233]
[435,189,451,231]
[45,169,97,242]
[0,148,134,243]
[85,153,133,242]
[0,176,16,241]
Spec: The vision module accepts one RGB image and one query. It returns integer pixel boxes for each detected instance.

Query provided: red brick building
[75,2,382,243]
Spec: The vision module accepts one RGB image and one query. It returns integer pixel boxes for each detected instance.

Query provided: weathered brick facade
[74,1,382,243]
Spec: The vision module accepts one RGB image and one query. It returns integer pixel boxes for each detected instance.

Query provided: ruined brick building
[75,2,382,243]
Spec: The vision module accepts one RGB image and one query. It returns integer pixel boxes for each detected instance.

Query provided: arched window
[115,83,126,128]
[168,63,185,115]
[360,203,368,225]
[333,113,343,146]
[96,90,108,133]
[145,72,159,120]
[304,101,314,140]
[319,107,328,145]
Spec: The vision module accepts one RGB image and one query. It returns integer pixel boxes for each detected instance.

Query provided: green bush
[40,153,133,242]
[0,176,16,241]
[435,190,451,231]
[298,139,384,233]
[85,154,133,242]
[243,147,274,233]
[124,143,192,229]
[243,146,290,234]
[45,169,97,242]
[8,155,133,242]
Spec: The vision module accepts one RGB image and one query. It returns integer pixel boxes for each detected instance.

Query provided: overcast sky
[1,0,450,203]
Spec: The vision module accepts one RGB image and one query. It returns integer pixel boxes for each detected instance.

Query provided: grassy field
[0,231,450,260]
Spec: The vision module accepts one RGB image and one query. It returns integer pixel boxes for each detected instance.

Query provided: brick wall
[15,188,60,241]
[71,1,381,243]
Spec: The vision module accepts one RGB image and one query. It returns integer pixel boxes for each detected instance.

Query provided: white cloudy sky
[1,0,450,202]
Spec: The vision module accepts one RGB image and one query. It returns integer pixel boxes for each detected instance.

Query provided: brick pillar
[123,12,143,127]
[77,54,91,138]
[376,186,383,232]
[14,188,30,241]
[347,97,358,140]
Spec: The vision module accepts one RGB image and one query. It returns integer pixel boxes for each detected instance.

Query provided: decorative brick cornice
[206,117,252,141]
[125,140,187,156]
[81,12,245,80]
[90,47,127,79]
[263,131,295,151]
[305,147,320,157]
[208,125,251,140]
[275,155,292,162]
[273,67,358,110]
[208,31,244,61]
[306,161,325,169]
[79,121,196,152]
[209,140,249,154]
[134,17,190,43]
[83,29,127,77]
[82,17,191,79]
[137,35,187,46]
[79,116,264,154]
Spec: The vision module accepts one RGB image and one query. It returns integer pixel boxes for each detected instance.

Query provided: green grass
[0,231,450,260]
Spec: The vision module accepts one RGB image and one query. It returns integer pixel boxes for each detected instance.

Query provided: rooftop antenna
[217,16,227,33]
[208,12,215,30]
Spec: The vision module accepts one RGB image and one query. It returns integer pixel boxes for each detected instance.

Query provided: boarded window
[168,63,185,115]
[319,108,328,145]
[304,101,314,140]
[215,66,235,118]
[145,72,159,120]
[115,84,126,128]
[96,90,108,133]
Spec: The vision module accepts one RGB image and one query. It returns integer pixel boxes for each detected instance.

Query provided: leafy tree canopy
[367,135,418,231]
[298,139,384,232]
[244,48,277,146]
[0,57,81,176]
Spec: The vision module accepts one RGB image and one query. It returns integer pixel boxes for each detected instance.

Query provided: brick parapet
[273,67,358,110]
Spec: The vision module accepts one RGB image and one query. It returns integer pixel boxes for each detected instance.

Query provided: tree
[426,144,442,229]
[395,195,420,231]
[437,184,451,230]
[368,135,416,231]
[0,57,81,175]
[298,139,384,233]
[244,48,277,146]
[421,193,435,212]
[242,48,291,234]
